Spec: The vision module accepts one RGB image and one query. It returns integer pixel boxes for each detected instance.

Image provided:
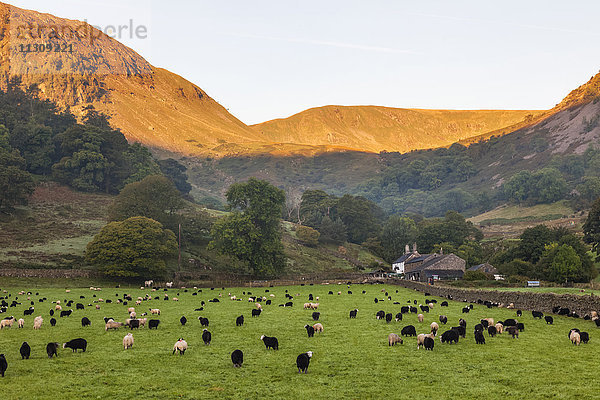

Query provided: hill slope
[252,106,542,153]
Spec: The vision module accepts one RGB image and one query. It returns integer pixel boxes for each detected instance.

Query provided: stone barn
[404,253,466,282]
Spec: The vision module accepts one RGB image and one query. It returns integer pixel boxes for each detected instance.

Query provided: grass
[471,286,600,296]
[0,282,598,399]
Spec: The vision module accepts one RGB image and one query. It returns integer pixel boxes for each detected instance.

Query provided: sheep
[172,338,188,355]
[462,307,470,313]
[296,351,313,373]
[417,333,435,349]
[440,329,459,344]
[252,309,262,317]
[313,323,323,333]
[475,331,486,344]
[1,317,15,329]
[55,305,62,311]
[126,319,140,330]
[516,310,522,317]
[507,326,519,339]
[95,305,100,310]
[312,312,320,321]
[401,325,417,337]
[488,325,497,337]
[123,333,134,350]
[305,324,315,337]
[430,322,439,335]
[76,303,85,310]
[304,303,312,310]
[385,313,393,323]
[172,297,179,302]
[474,324,484,333]
[50,318,56,327]
[127,307,135,313]
[199,317,209,327]
[580,331,590,344]
[545,316,554,325]
[376,310,385,320]
[482,318,494,327]
[150,309,161,315]
[441,301,449,307]
[81,317,91,327]
[61,338,87,353]
[148,319,160,329]
[504,319,518,327]
[495,323,503,334]
[236,315,244,326]
[231,349,244,367]
[20,342,30,359]
[33,316,43,330]
[105,321,123,331]
[0,354,6,377]
[46,342,59,358]
[424,336,435,350]
[261,335,279,350]
[532,311,543,319]
[452,326,466,338]
[201,328,212,345]
[60,309,73,318]
[517,323,525,332]
[395,312,403,322]
[570,330,581,345]
[129,311,136,319]
[420,305,430,313]
[17,318,24,328]
[348,309,359,319]
[388,333,403,346]
[418,314,424,323]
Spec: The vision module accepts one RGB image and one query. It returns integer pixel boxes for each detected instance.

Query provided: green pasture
[0,282,597,399]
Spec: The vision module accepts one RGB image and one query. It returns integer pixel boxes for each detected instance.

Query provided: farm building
[403,253,466,282]
[468,263,498,275]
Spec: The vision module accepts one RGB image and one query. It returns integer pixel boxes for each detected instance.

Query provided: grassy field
[0,282,598,399]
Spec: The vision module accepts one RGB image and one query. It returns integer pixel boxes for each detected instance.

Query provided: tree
[158,158,192,195]
[296,225,320,246]
[0,148,35,210]
[209,178,286,277]
[547,244,581,283]
[515,225,555,264]
[108,175,184,230]
[380,216,417,262]
[319,215,347,244]
[85,216,177,279]
[463,270,488,281]
[337,194,382,244]
[584,197,600,259]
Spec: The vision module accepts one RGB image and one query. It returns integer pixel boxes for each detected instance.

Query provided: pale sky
[9,0,600,124]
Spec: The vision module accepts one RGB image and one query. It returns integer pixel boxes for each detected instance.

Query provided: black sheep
[532,311,543,319]
[410,306,418,314]
[375,310,385,320]
[507,326,519,338]
[385,313,393,323]
[459,318,467,328]
[202,329,211,345]
[349,309,358,319]
[401,306,409,314]
[474,324,484,333]
[440,301,449,307]
[480,319,489,329]
[199,317,209,327]
[266,300,271,305]
[488,326,497,337]
[517,310,523,316]
[401,325,417,337]
[452,326,466,338]
[46,342,59,358]
[49,309,54,316]
[395,312,402,322]
[252,309,262,317]
[129,319,140,330]
[63,338,87,352]
[504,319,518,327]
[0,354,6,377]
[462,307,470,313]
[580,331,590,344]
[285,302,293,307]
[312,312,320,321]
[231,349,243,367]
[517,323,525,332]
[420,305,430,313]
[149,319,160,329]
[60,310,72,318]
[475,331,486,344]
[236,315,244,326]
[20,342,30,360]
[81,317,91,327]
[440,329,459,344]
[180,316,187,326]
[439,315,447,325]
[305,324,315,337]
[76,303,84,310]
[424,336,434,351]
[50,318,57,327]
[261,335,279,350]
[296,351,313,373]
[545,316,554,325]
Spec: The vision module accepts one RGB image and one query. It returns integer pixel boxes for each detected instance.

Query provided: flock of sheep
[0,283,597,379]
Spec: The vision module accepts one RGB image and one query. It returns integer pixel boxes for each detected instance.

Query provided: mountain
[252,106,542,154]
[0,2,547,157]
[0,2,263,155]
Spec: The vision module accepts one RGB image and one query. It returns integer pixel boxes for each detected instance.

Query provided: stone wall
[0,268,96,279]
[391,279,600,316]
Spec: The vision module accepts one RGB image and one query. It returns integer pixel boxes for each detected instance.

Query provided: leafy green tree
[209,178,286,277]
[463,270,488,281]
[515,225,555,263]
[417,211,482,253]
[380,216,417,262]
[546,244,581,283]
[180,211,215,245]
[158,158,192,195]
[503,170,533,204]
[108,175,184,229]
[337,194,382,244]
[497,259,534,277]
[122,143,161,186]
[318,215,347,244]
[296,225,320,246]
[299,189,338,226]
[85,216,177,279]
[0,148,35,210]
[583,197,600,260]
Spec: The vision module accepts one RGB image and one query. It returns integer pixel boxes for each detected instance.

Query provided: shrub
[296,225,320,247]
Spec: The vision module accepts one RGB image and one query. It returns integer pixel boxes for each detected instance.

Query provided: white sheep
[388,333,403,346]
[18,318,24,328]
[417,333,435,349]
[105,321,123,331]
[33,316,43,330]
[570,331,581,345]
[55,305,62,311]
[430,322,439,335]
[129,312,136,319]
[150,309,161,315]
[495,323,503,334]
[313,323,323,333]
[1,317,15,329]
[123,333,134,350]
[127,307,135,313]
[256,303,262,310]
[418,314,424,323]
[172,338,188,355]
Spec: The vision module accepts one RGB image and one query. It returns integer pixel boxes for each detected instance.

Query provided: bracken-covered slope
[0,2,263,156]
[252,106,543,154]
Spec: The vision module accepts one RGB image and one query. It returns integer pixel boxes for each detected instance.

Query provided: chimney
[405,244,410,254]
[412,243,417,254]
